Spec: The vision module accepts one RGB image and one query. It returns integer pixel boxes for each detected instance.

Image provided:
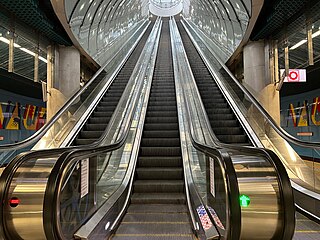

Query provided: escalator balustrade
[111,19,195,240]
[73,24,154,145]
[177,22,250,145]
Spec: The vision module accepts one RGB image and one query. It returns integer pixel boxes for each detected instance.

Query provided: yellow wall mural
[0,101,46,131]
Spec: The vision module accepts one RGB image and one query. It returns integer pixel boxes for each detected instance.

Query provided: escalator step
[138,156,182,167]
[216,134,248,143]
[144,123,178,131]
[79,130,103,138]
[89,117,111,124]
[127,204,188,213]
[113,223,193,237]
[136,168,183,180]
[133,180,184,193]
[208,113,234,120]
[141,138,180,147]
[212,120,239,127]
[146,111,177,117]
[143,130,179,138]
[85,124,107,131]
[123,212,189,223]
[74,138,95,145]
[145,116,178,123]
[212,127,244,135]
[139,147,181,156]
[131,193,186,204]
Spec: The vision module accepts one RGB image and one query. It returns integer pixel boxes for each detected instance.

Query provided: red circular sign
[288,71,299,81]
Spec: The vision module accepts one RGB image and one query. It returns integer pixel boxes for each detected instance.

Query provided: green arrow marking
[239,194,251,207]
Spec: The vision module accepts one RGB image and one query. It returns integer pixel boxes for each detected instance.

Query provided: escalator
[73,23,154,145]
[176,20,320,240]
[177,22,250,145]
[111,19,195,240]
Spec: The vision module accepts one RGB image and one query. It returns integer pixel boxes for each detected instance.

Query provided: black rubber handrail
[43,133,129,240]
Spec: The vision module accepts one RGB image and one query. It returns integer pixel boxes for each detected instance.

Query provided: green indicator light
[239,194,251,207]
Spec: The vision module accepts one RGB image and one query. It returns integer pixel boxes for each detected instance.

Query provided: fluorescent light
[0,36,47,63]
[290,39,307,50]
[290,29,320,50]
[20,47,35,56]
[0,36,9,44]
[0,37,21,47]
[39,56,48,63]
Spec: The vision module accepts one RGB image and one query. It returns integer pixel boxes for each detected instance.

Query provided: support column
[47,45,80,120]
[243,40,280,124]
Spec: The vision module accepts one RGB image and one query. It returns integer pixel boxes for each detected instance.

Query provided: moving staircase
[111,19,194,240]
[73,24,154,145]
[177,22,250,145]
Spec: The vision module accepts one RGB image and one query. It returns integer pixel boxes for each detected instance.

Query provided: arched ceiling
[51,0,252,64]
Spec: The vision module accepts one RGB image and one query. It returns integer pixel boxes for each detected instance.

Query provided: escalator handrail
[172,17,295,240]
[182,18,320,149]
[0,20,159,240]
[0,20,150,151]
[42,19,162,240]
[170,18,240,238]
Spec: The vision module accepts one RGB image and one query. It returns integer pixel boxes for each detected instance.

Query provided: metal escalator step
[203,103,228,108]
[138,156,182,167]
[143,130,179,138]
[123,212,189,223]
[200,97,225,103]
[79,130,103,138]
[148,101,176,107]
[92,111,113,118]
[147,106,177,111]
[89,117,110,124]
[146,111,177,117]
[131,193,186,204]
[147,92,175,98]
[74,138,96,145]
[113,223,193,236]
[211,120,239,127]
[136,168,183,180]
[139,147,181,156]
[216,134,248,143]
[133,180,184,193]
[208,113,234,120]
[127,204,188,213]
[85,124,107,131]
[149,96,176,101]
[206,108,231,114]
[111,235,195,240]
[96,106,116,112]
[140,138,180,147]
[144,123,179,131]
[99,101,118,106]
[212,127,244,135]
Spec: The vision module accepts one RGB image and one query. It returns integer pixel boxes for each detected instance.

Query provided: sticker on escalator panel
[196,205,213,230]
[80,158,89,198]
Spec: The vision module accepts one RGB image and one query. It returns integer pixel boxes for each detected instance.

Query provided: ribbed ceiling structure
[61,0,252,64]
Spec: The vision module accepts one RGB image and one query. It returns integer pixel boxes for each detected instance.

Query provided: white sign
[209,158,215,197]
[80,158,89,198]
[280,69,306,82]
